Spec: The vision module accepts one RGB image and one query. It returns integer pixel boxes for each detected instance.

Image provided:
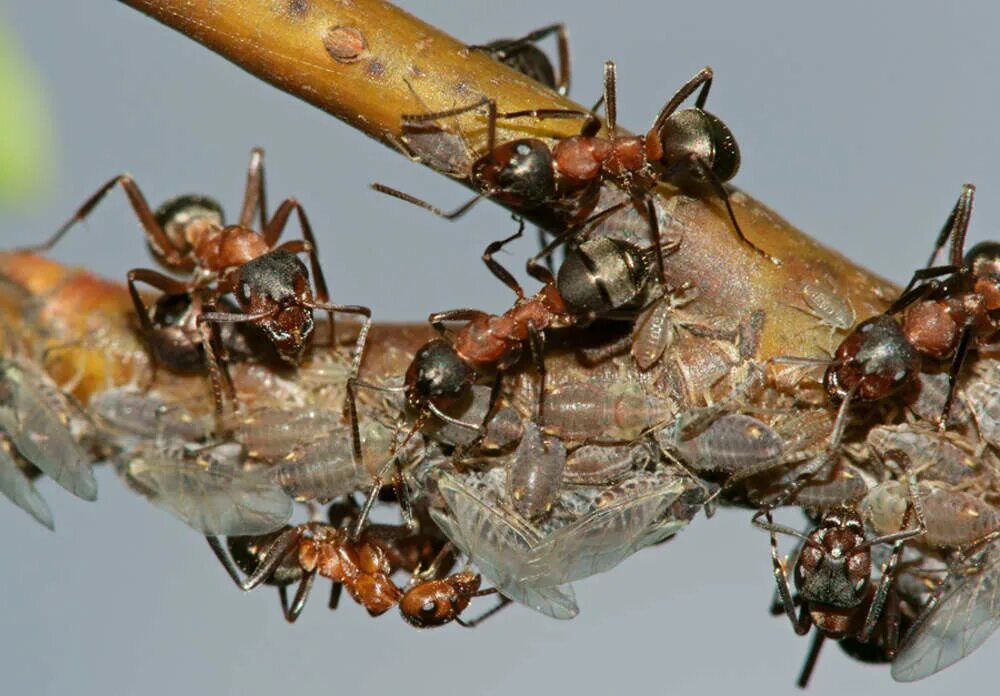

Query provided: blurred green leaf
[0,17,54,208]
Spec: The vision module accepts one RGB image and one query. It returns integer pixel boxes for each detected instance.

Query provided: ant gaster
[375,61,778,265]
[26,148,371,417]
[469,24,571,97]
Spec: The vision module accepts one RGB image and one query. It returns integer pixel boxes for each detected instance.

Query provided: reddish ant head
[795,508,871,610]
[556,237,651,315]
[824,315,921,402]
[404,339,475,412]
[231,249,315,364]
[152,195,224,260]
[655,109,740,185]
[399,571,481,628]
[472,139,556,209]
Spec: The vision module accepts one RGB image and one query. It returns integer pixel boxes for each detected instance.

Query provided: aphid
[27,148,372,416]
[794,282,856,339]
[429,471,579,619]
[753,458,871,511]
[470,24,571,96]
[118,441,292,535]
[90,388,210,443]
[892,535,1000,681]
[563,441,654,486]
[630,282,698,371]
[757,504,925,687]
[238,406,341,462]
[506,421,566,519]
[380,61,778,264]
[907,371,971,427]
[669,413,783,476]
[867,424,979,486]
[540,380,673,443]
[267,430,363,503]
[862,481,1000,549]
[0,358,97,511]
[966,379,1000,449]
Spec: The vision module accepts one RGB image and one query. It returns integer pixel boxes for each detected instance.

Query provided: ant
[207,504,497,627]
[24,148,372,418]
[735,185,993,512]
[469,24,571,97]
[755,495,926,687]
[375,60,778,265]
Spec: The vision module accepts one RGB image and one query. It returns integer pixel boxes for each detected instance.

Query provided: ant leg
[238,147,268,229]
[482,219,526,298]
[524,201,629,284]
[603,61,618,140]
[860,508,917,643]
[371,183,485,220]
[527,322,546,422]
[922,184,975,269]
[24,174,180,264]
[282,570,317,623]
[329,581,344,611]
[428,309,490,335]
[796,631,826,689]
[125,268,193,386]
[640,195,667,286]
[651,67,714,135]
[889,274,950,313]
[401,97,491,128]
[683,154,781,266]
[755,510,812,635]
[457,593,511,628]
[940,324,974,429]
[537,228,554,276]
[205,528,303,592]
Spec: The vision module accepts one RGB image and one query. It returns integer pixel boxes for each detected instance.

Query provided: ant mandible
[25,148,372,418]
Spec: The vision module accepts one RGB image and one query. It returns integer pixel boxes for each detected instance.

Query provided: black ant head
[232,250,314,364]
[557,237,650,315]
[795,507,870,609]
[656,109,740,185]
[404,339,474,412]
[153,195,224,259]
[824,315,920,402]
[473,139,556,209]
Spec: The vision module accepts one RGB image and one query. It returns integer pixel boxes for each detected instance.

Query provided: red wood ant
[469,24,571,96]
[25,148,372,417]
[375,60,779,265]
[207,505,497,627]
[756,500,925,687]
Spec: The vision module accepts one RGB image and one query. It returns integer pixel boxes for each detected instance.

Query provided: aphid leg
[482,219,527,298]
[527,322,546,422]
[650,67,714,136]
[21,174,180,264]
[237,146,268,229]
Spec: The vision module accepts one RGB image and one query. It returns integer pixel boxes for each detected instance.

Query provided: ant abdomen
[657,109,740,184]
[556,237,650,315]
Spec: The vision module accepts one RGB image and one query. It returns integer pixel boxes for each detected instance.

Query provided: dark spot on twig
[286,0,309,17]
[323,25,367,64]
[367,59,385,78]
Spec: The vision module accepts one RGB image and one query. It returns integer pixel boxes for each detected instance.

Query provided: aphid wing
[892,541,1000,681]
[0,435,54,529]
[0,364,96,501]
[433,474,579,619]
[526,477,686,585]
[122,451,292,535]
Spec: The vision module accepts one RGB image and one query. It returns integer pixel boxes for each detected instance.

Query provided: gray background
[1,1,997,694]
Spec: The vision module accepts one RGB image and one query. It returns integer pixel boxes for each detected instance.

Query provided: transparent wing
[0,362,96,501]
[892,541,1000,682]
[526,476,687,586]
[122,446,293,535]
[432,473,579,620]
[0,434,54,530]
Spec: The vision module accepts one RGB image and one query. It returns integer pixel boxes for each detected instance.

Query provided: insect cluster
[4,20,1000,690]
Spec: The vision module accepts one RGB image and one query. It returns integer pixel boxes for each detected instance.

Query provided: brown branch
[117,0,897,361]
